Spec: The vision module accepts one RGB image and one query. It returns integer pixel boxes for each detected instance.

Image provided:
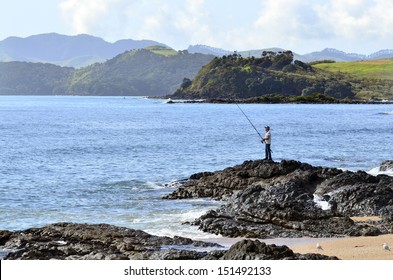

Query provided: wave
[323,156,367,164]
[367,167,393,177]
[378,110,393,115]
[313,194,331,210]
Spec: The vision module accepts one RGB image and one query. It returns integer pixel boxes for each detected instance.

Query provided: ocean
[0,96,392,239]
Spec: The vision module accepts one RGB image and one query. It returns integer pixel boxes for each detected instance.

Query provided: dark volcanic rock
[194,183,360,238]
[164,160,336,200]
[380,160,393,171]
[1,223,221,260]
[220,239,338,260]
[166,160,393,238]
[0,223,335,260]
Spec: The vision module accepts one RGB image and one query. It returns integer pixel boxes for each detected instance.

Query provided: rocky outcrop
[380,160,393,171]
[166,160,393,238]
[218,239,338,260]
[164,160,339,200]
[0,223,220,260]
[0,223,334,260]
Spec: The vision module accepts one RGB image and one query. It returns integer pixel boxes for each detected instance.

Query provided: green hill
[0,47,214,96]
[313,59,393,80]
[169,52,393,101]
[169,51,357,101]
[0,62,73,95]
[313,59,393,99]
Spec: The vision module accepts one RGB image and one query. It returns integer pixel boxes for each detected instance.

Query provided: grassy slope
[314,59,393,80]
[313,59,393,99]
[144,46,177,56]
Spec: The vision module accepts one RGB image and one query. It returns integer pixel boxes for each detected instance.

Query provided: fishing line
[235,103,264,143]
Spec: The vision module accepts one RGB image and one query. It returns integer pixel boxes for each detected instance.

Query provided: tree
[180,77,192,89]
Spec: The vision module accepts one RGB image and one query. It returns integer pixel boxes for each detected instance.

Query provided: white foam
[313,194,331,210]
[367,167,393,177]
[143,181,165,189]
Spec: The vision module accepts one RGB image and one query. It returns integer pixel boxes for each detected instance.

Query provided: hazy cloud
[58,0,393,53]
[59,0,123,34]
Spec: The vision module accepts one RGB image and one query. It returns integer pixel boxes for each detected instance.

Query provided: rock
[167,160,393,238]
[194,183,361,238]
[0,230,13,245]
[1,223,221,260]
[164,160,330,200]
[220,239,293,260]
[219,240,338,260]
[380,160,393,171]
[380,206,393,223]
[0,223,336,260]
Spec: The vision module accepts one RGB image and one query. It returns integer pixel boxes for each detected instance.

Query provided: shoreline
[197,233,393,260]
[290,234,393,260]
[160,96,393,105]
[196,236,338,250]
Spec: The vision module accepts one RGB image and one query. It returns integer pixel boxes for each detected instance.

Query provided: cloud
[58,0,393,53]
[59,0,122,34]
[236,0,393,53]
[315,0,393,39]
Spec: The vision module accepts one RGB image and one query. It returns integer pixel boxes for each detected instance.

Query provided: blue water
[0,96,392,238]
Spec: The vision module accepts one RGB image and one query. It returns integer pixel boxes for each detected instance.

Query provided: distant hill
[313,58,393,80]
[2,33,392,68]
[0,61,73,95]
[187,45,393,63]
[169,51,393,101]
[187,44,231,56]
[0,46,214,96]
[0,33,167,67]
[302,48,393,62]
[313,59,393,99]
[170,51,354,100]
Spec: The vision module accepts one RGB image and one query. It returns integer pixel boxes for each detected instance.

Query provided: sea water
[0,96,392,239]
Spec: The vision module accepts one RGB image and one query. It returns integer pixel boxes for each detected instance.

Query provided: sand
[200,235,393,260]
[290,234,393,260]
[199,216,393,260]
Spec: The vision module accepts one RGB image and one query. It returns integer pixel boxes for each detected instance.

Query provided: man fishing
[262,126,272,161]
[235,104,273,161]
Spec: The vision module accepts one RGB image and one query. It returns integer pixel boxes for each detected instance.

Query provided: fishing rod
[235,103,265,143]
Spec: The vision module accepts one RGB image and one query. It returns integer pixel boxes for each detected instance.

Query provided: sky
[1,0,393,54]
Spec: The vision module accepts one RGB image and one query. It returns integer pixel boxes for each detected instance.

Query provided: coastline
[160,96,393,104]
[198,236,393,260]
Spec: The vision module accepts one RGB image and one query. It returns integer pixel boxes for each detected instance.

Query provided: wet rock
[0,230,13,245]
[219,240,338,260]
[194,183,360,238]
[1,223,221,260]
[167,160,393,238]
[380,160,393,171]
[1,223,335,260]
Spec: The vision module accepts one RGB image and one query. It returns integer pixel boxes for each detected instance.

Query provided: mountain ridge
[0,33,167,67]
[1,33,392,67]
[0,46,214,96]
[188,45,393,62]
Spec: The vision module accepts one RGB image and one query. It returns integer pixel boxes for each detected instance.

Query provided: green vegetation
[169,52,393,101]
[145,45,178,56]
[313,59,393,80]
[314,59,393,99]
[0,62,73,95]
[1,46,392,101]
[0,47,214,96]
[170,51,356,100]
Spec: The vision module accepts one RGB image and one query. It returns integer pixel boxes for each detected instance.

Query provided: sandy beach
[199,216,393,260]
[290,234,393,260]
[199,234,393,260]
